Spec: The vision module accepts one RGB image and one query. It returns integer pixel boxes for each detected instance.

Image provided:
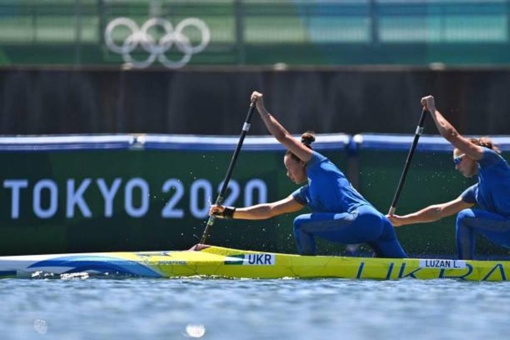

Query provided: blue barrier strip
[353,134,510,152]
[0,135,136,152]
[0,134,509,152]
[137,134,350,151]
[353,134,452,152]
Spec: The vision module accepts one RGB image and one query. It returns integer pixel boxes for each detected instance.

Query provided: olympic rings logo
[105,17,210,69]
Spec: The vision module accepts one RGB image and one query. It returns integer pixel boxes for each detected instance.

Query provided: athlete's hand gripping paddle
[199,101,257,244]
[388,108,427,215]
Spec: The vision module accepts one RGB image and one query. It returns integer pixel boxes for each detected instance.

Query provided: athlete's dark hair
[469,137,501,154]
[285,131,315,161]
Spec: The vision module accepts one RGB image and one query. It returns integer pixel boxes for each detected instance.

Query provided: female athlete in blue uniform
[388,95,510,260]
[209,91,407,258]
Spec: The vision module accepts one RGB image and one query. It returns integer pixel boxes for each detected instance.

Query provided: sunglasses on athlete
[453,154,466,166]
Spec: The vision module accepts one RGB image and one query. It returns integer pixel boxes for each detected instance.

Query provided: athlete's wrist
[223,206,236,219]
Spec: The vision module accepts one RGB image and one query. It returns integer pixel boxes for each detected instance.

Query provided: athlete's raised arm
[421,95,484,161]
[250,91,312,163]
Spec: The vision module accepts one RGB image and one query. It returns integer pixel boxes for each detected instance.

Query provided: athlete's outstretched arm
[421,95,484,160]
[387,196,473,227]
[250,91,312,163]
[209,195,304,220]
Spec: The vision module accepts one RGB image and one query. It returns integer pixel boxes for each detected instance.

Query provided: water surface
[2,278,508,339]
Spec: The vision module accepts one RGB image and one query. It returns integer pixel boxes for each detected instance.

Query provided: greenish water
[2,278,510,339]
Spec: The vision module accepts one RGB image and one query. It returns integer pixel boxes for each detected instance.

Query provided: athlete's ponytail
[300,131,316,150]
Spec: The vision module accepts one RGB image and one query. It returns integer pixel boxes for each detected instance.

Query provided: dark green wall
[0,146,347,255]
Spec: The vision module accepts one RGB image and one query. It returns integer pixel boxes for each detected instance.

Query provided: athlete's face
[453,149,477,178]
[284,155,307,184]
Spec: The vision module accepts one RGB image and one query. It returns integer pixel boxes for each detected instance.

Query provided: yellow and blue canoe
[0,244,508,281]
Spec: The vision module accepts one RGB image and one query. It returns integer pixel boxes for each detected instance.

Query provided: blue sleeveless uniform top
[291,151,370,213]
[461,148,510,217]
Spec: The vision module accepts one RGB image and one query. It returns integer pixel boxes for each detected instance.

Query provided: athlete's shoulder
[311,150,327,160]
[307,150,328,166]
[480,148,508,168]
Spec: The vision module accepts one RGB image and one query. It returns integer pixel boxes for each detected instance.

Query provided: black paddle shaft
[200,102,256,244]
[388,109,428,215]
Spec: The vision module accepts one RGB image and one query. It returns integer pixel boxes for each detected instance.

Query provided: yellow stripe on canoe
[110,245,510,281]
